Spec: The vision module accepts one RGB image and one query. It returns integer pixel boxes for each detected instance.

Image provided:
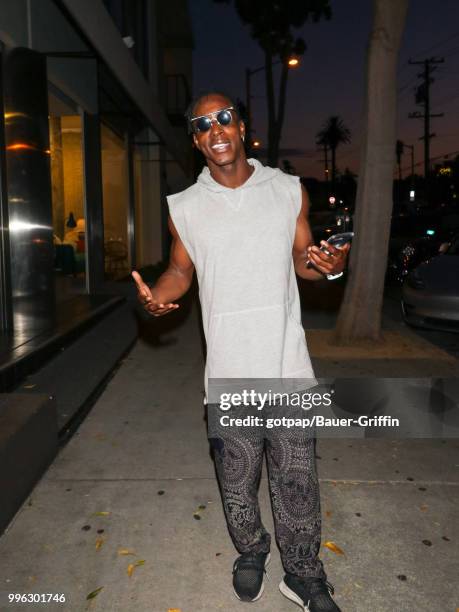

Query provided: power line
[398,74,419,94]
[430,135,459,144]
[400,148,459,173]
[398,31,459,75]
[411,31,459,59]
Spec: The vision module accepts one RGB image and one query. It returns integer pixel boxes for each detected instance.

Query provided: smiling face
[191,94,246,168]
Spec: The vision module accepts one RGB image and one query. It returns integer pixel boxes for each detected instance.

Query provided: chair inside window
[105,239,128,278]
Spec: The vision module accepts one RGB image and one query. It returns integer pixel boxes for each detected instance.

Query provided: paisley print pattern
[210,425,325,579]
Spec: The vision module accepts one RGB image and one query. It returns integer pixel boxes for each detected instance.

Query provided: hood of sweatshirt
[196,158,280,194]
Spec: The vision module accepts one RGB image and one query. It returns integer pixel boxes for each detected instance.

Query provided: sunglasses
[190,106,236,134]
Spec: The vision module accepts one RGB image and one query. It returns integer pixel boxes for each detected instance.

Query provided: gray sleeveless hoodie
[167,158,315,396]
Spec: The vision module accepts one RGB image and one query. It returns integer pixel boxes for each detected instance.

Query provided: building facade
[0,0,193,332]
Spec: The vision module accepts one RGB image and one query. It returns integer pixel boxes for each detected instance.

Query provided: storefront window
[101,123,130,279]
[133,134,163,268]
[48,97,87,302]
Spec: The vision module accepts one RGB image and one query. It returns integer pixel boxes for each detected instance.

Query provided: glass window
[132,133,164,268]
[48,92,87,302]
[101,123,130,279]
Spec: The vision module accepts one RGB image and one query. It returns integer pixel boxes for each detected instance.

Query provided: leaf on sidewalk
[193,503,207,520]
[325,510,332,518]
[419,504,428,512]
[167,609,182,612]
[94,511,111,516]
[86,587,104,600]
[118,548,135,556]
[324,541,345,555]
[95,537,104,550]
[127,560,145,577]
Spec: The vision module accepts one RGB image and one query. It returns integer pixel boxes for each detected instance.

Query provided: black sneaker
[232,551,270,602]
[279,574,342,611]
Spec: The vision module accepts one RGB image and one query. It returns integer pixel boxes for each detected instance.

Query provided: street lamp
[251,140,261,156]
[245,56,299,156]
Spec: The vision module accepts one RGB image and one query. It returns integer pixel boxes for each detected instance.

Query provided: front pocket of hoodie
[206,304,311,378]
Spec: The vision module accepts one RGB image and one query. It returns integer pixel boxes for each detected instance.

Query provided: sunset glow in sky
[190,0,459,179]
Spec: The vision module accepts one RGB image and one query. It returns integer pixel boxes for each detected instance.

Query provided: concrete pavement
[0,296,458,612]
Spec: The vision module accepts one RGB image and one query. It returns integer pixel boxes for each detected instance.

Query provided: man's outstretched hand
[131,270,179,317]
[307,241,350,277]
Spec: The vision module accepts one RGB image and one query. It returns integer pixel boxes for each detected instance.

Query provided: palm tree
[316,132,329,181]
[316,116,351,187]
[214,0,332,167]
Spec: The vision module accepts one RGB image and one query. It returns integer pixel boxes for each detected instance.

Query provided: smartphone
[320,232,354,255]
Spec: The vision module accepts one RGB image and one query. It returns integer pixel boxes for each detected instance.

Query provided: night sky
[189,0,459,179]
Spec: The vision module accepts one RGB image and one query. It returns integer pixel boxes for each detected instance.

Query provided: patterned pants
[209,417,326,579]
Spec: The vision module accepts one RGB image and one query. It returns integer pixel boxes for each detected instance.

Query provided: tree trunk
[331,145,336,189]
[265,49,277,167]
[333,0,409,344]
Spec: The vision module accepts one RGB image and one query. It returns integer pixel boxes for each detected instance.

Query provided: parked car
[387,233,451,285]
[401,234,459,332]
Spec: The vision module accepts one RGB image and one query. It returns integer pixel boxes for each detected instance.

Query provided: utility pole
[396,139,404,181]
[403,142,414,185]
[316,141,329,182]
[245,58,299,163]
[408,57,444,178]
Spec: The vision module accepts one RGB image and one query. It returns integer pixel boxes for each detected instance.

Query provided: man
[132,92,349,611]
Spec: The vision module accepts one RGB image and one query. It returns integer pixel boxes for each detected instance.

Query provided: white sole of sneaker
[279,579,310,611]
[233,553,271,602]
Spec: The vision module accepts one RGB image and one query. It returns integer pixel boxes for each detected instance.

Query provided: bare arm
[132,216,195,316]
[293,186,350,280]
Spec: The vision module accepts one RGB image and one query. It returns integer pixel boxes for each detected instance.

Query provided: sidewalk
[0,296,458,612]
